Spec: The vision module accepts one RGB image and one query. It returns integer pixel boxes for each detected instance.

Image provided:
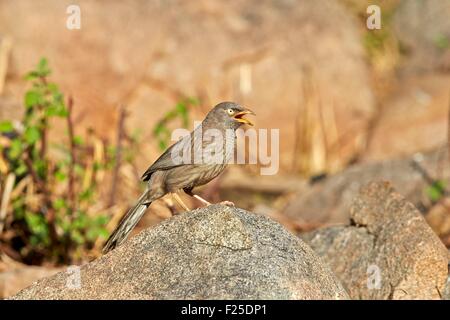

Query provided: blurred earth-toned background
[1,0,450,298]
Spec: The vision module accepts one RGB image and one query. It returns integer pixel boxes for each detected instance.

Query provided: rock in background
[284,147,449,226]
[392,0,450,73]
[0,0,374,174]
[0,263,62,299]
[364,0,450,161]
[302,181,449,299]
[12,205,348,300]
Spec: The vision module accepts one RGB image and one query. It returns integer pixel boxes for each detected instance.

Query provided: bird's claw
[219,200,235,207]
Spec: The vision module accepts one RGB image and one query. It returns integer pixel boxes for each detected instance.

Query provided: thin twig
[24,155,42,190]
[39,77,49,159]
[67,96,76,213]
[108,105,128,207]
[0,243,21,261]
[447,89,450,165]
[23,154,58,244]
[40,118,47,159]
[0,36,12,95]
[0,173,15,235]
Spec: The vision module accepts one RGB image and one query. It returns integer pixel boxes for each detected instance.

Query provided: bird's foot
[219,200,235,207]
[190,194,234,207]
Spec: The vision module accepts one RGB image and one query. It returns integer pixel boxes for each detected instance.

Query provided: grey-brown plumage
[103,102,254,253]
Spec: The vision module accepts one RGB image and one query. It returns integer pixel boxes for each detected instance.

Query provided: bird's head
[206,101,255,129]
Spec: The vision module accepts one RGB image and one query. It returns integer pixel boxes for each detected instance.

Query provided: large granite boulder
[302,181,449,300]
[12,205,348,300]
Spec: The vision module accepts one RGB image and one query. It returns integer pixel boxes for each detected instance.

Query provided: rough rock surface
[284,147,449,225]
[302,181,449,300]
[12,205,348,300]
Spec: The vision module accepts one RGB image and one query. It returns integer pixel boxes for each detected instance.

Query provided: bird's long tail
[102,191,151,254]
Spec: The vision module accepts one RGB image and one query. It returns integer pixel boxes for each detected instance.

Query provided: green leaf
[53,198,67,210]
[45,103,68,117]
[0,121,13,133]
[25,58,51,81]
[13,205,25,219]
[13,197,25,210]
[38,58,48,70]
[8,139,23,159]
[34,159,47,178]
[153,122,166,135]
[30,235,40,246]
[158,140,167,151]
[14,163,27,176]
[86,227,109,241]
[176,102,187,115]
[425,180,447,202]
[79,188,94,202]
[24,126,41,144]
[25,211,49,240]
[24,90,42,108]
[58,217,71,233]
[72,214,88,229]
[73,135,83,146]
[165,110,178,120]
[37,57,51,77]
[70,229,85,245]
[55,171,67,182]
[97,228,109,239]
[106,145,116,157]
[93,162,102,171]
[94,215,109,226]
[25,71,40,81]
[46,82,59,93]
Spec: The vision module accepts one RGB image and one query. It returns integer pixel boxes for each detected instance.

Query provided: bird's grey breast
[163,130,235,191]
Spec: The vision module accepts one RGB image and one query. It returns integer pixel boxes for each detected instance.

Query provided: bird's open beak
[234,108,255,126]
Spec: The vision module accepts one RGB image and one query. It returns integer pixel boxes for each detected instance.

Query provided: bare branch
[67,96,76,213]
[108,105,128,207]
[0,173,15,235]
[448,89,450,165]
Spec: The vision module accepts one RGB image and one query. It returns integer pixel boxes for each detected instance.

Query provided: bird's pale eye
[227,108,234,115]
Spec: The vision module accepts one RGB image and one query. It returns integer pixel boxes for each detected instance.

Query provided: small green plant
[153,98,198,151]
[0,58,138,264]
[434,34,450,51]
[425,179,447,203]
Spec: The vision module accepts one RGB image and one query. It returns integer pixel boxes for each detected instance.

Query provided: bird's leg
[195,194,234,207]
[171,193,191,211]
[184,189,234,207]
[162,197,178,215]
[193,194,212,206]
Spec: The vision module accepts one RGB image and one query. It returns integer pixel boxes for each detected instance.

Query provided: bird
[102,101,255,253]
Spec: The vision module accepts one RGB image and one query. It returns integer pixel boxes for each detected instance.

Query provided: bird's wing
[141,142,182,181]
[141,130,201,181]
